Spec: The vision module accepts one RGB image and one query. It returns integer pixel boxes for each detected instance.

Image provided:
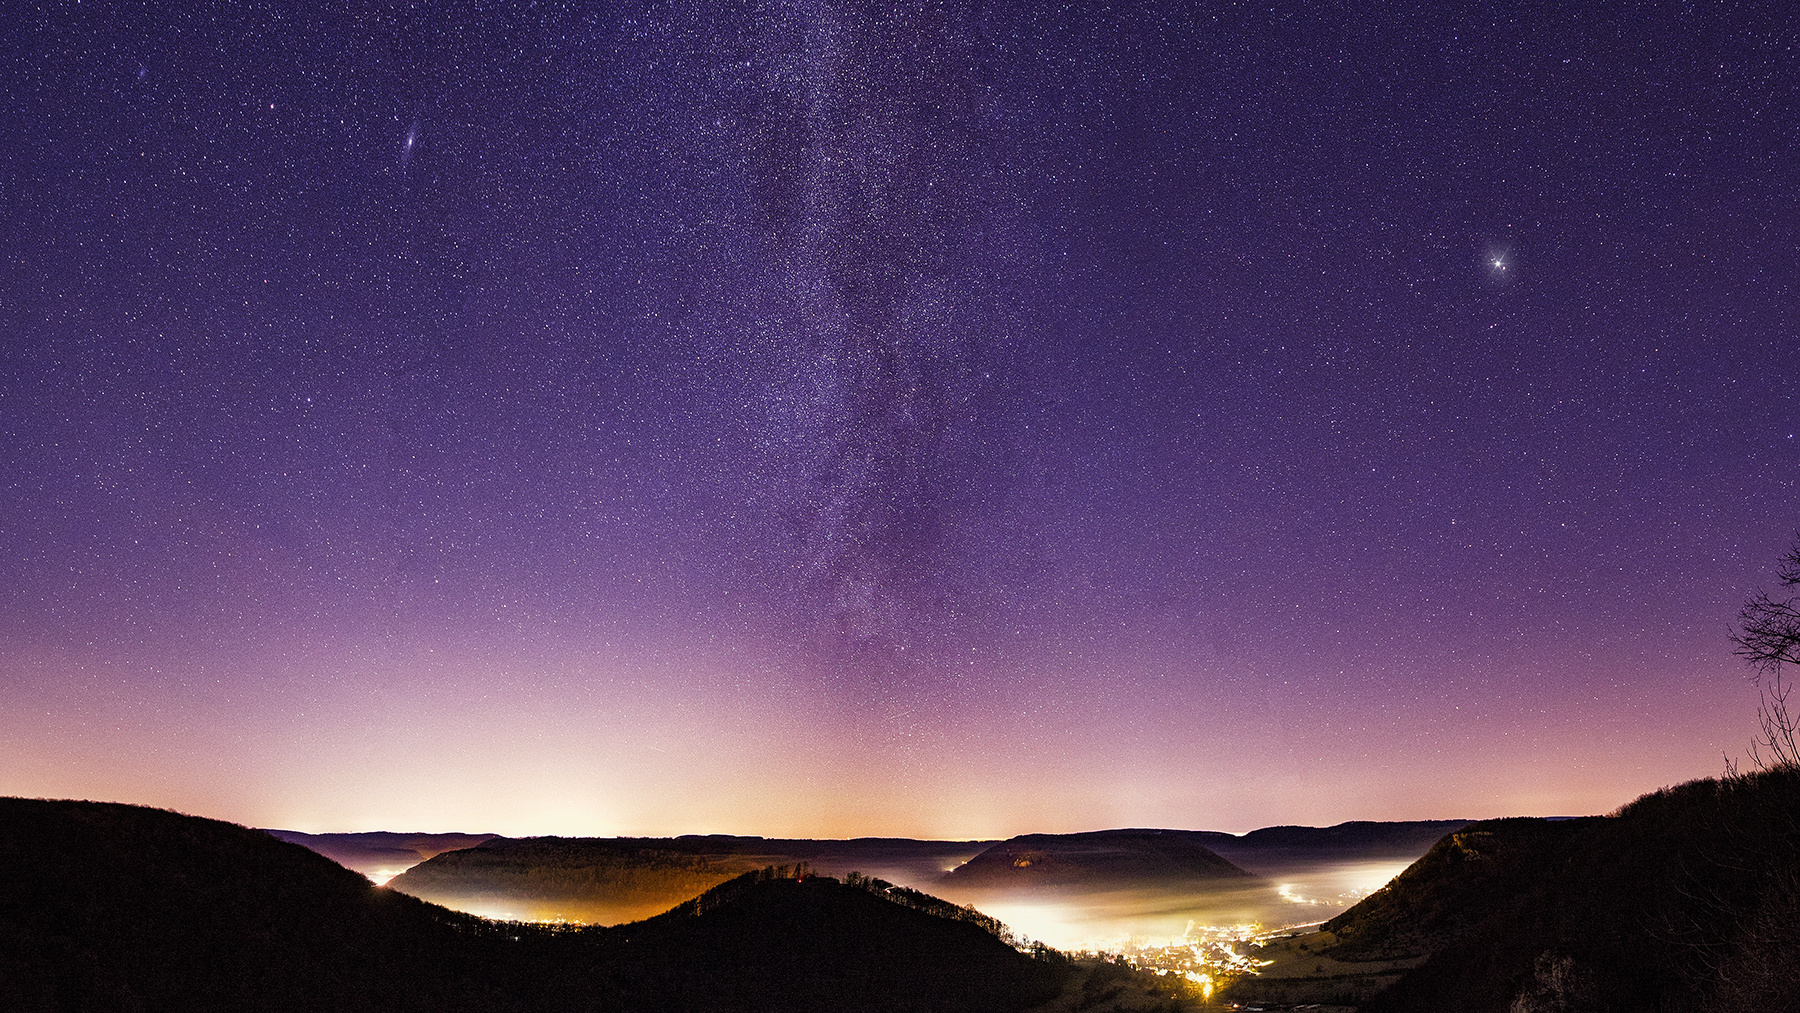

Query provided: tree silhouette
[1733,537,1800,769]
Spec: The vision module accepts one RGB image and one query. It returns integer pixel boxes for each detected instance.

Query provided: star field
[2,1,1797,837]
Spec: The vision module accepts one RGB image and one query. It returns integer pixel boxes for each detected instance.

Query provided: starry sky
[3,1,1797,839]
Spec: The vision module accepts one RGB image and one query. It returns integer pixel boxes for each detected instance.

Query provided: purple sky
[2,2,1796,838]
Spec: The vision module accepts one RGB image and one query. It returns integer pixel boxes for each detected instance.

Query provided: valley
[8,769,1797,1011]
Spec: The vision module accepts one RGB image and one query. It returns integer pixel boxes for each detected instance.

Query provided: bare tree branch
[1733,536,1800,771]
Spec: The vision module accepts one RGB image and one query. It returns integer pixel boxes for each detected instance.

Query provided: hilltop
[1202,820,1471,873]
[1222,767,1800,1012]
[590,869,1067,1012]
[941,828,1260,889]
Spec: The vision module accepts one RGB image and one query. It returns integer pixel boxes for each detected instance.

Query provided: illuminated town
[1047,869,1407,999]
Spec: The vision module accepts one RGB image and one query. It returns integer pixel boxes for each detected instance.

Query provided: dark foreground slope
[0,798,543,1012]
[1226,768,1800,1012]
[0,799,1073,1013]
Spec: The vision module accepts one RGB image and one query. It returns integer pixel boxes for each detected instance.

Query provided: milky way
[2,2,1796,836]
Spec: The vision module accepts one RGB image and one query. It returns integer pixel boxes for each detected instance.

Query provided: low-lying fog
[402,856,1416,950]
[930,859,1414,951]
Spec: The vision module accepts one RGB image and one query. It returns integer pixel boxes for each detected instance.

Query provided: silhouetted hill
[391,835,753,922]
[386,821,1470,925]
[1204,820,1471,872]
[0,798,545,1012]
[390,834,991,923]
[0,799,1089,1013]
[942,829,1261,889]
[263,829,497,880]
[590,869,1068,1013]
[1319,817,1584,964]
[1224,768,1800,1012]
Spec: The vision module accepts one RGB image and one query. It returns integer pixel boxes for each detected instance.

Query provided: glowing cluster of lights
[1070,922,1280,998]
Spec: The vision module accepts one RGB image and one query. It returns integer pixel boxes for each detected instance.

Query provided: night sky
[3,2,1797,839]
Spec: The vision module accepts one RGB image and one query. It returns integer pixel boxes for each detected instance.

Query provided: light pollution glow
[3,0,1794,849]
[0,629,1752,838]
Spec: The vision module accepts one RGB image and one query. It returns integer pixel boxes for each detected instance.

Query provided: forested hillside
[1225,768,1800,1012]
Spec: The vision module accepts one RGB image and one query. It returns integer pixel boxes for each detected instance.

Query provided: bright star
[1484,244,1515,282]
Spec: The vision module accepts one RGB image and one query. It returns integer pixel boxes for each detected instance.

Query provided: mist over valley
[314,820,1467,949]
